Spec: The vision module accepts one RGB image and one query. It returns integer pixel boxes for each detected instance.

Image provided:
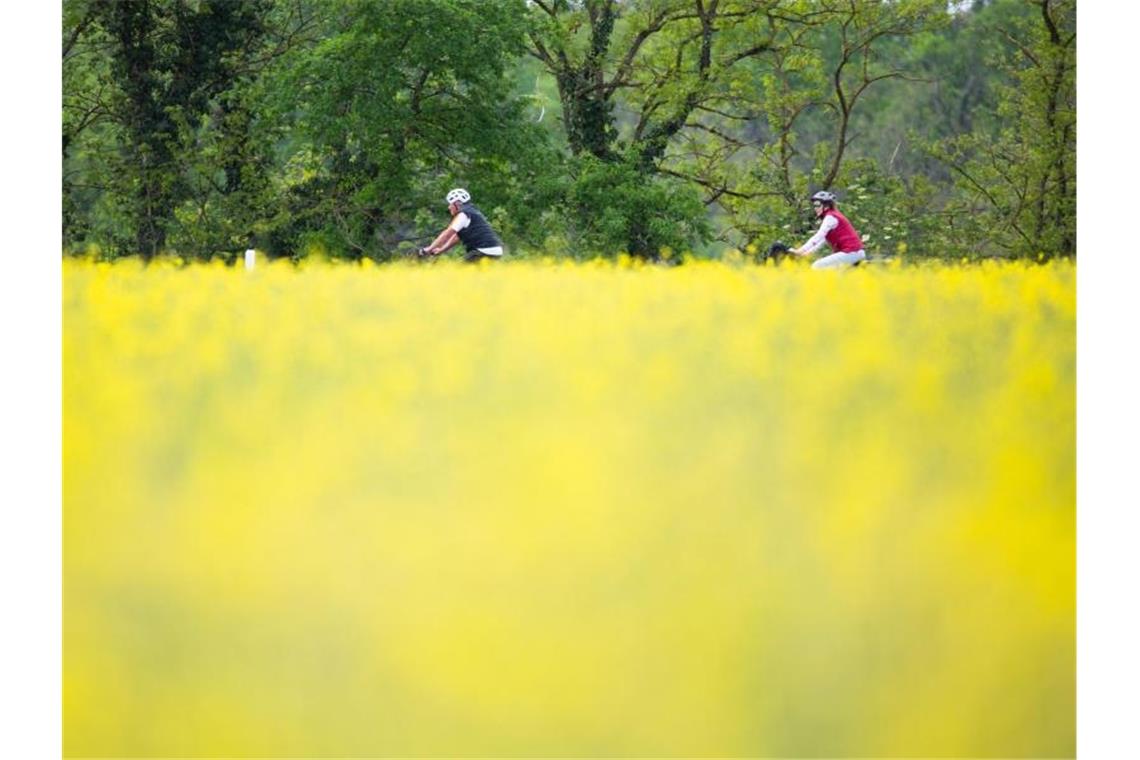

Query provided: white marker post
[244,248,256,270]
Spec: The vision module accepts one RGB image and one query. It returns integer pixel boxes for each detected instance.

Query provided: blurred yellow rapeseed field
[63,257,1075,758]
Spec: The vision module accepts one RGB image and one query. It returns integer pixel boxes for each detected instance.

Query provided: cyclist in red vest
[791,190,867,269]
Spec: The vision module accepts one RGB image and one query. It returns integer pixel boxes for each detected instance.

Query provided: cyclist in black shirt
[421,188,504,262]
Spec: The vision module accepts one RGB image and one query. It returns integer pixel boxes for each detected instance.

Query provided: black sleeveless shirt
[455,203,503,251]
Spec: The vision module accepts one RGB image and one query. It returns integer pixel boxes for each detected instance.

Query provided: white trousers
[812,249,866,269]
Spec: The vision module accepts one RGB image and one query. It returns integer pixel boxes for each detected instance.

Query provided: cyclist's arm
[793,215,838,255]
[435,229,460,252]
[426,213,468,253]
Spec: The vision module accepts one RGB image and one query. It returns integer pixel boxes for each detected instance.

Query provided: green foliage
[257,0,547,260]
[62,0,1076,263]
[833,159,945,259]
[926,0,1075,258]
[564,152,709,258]
[64,0,277,258]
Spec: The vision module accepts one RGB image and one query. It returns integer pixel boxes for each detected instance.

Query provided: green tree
[929,0,1075,258]
[524,0,778,256]
[61,0,1075,262]
[69,0,275,258]
[259,0,553,260]
[525,1,943,257]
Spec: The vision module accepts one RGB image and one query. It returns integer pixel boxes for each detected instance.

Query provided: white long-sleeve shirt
[799,214,839,254]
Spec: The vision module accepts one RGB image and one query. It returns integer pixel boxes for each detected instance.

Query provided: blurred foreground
[64,258,1075,757]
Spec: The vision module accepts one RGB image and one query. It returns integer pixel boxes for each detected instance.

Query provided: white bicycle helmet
[811,190,837,204]
[446,188,471,205]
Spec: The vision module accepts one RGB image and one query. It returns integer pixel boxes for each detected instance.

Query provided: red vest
[823,209,863,252]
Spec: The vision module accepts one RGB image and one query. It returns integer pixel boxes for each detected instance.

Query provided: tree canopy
[62,0,1076,261]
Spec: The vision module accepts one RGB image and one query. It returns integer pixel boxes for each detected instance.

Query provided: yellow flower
[64,258,1075,759]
